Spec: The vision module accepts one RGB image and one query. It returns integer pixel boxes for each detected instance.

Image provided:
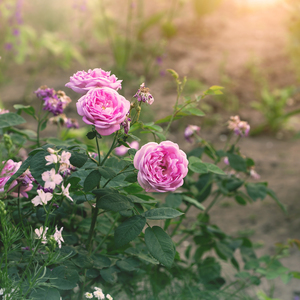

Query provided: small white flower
[106,294,113,300]
[94,289,105,299]
[60,151,71,165]
[0,288,4,295]
[85,292,93,299]
[35,226,48,244]
[53,226,64,248]
[31,189,53,206]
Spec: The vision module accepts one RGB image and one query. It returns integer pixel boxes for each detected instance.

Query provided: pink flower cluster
[228,116,250,137]
[65,68,130,136]
[0,160,33,198]
[134,141,188,193]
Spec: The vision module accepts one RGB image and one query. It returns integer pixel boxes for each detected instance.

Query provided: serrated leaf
[96,193,133,211]
[84,170,101,192]
[142,208,183,220]
[245,183,267,201]
[145,226,175,268]
[0,112,26,128]
[182,195,205,210]
[188,156,208,174]
[114,215,146,248]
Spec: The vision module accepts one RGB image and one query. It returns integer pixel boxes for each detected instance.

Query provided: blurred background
[1,0,300,298]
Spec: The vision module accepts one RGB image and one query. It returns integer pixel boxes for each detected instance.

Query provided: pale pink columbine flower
[59,183,73,202]
[250,168,260,180]
[53,226,64,248]
[31,189,53,206]
[106,294,113,300]
[94,288,105,300]
[184,125,201,143]
[133,83,154,105]
[35,226,48,244]
[42,169,63,189]
[85,292,93,299]
[115,141,139,156]
[228,116,250,137]
[45,154,60,165]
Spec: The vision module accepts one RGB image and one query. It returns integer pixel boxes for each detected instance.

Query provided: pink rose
[65,68,122,94]
[133,141,189,193]
[76,87,130,136]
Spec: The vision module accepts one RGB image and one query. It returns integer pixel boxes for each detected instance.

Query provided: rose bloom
[134,141,188,193]
[65,68,122,94]
[76,87,130,136]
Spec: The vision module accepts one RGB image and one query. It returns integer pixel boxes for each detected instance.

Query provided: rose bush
[65,68,122,94]
[76,87,130,136]
[134,141,189,192]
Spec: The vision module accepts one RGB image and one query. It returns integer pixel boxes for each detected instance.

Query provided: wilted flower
[228,116,250,137]
[31,189,53,206]
[53,226,64,248]
[35,226,48,244]
[115,141,139,156]
[65,68,122,94]
[120,113,131,134]
[134,141,188,192]
[56,90,72,109]
[35,85,55,100]
[133,83,154,105]
[65,118,79,129]
[184,125,200,143]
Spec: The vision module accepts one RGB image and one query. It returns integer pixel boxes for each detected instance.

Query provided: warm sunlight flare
[235,0,282,7]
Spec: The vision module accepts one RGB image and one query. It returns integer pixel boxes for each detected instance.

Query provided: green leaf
[98,166,117,179]
[91,254,111,269]
[86,131,96,139]
[0,112,26,128]
[84,170,101,192]
[227,153,247,172]
[30,287,60,300]
[72,254,93,269]
[245,183,267,201]
[165,193,182,208]
[205,163,225,175]
[114,215,146,248]
[124,173,137,183]
[167,69,179,79]
[204,85,224,95]
[195,173,212,202]
[14,104,36,117]
[145,226,175,268]
[266,188,287,213]
[40,119,48,131]
[235,195,247,205]
[126,195,157,204]
[100,267,118,284]
[188,156,208,174]
[96,193,133,212]
[50,266,79,290]
[182,195,205,210]
[116,257,140,271]
[183,107,205,116]
[215,241,234,259]
[128,148,137,156]
[69,151,88,168]
[142,208,184,220]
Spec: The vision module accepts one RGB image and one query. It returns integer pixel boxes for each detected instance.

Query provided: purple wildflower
[133,83,154,105]
[65,118,79,129]
[184,125,200,143]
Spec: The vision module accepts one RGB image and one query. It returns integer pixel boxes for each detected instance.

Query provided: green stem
[203,192,221,215]
[86,206,99,253]
[95,133,101,165]
[91,214,119,255]
[101,132,119,166]
[170,204,191,237]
